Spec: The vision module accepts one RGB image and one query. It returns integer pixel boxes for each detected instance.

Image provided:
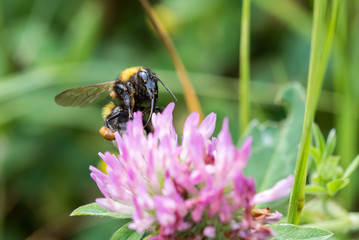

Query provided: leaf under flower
[71,202,132,219]
[269,224,333,240]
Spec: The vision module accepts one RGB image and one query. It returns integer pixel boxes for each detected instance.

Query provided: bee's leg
[125,81,135,117]
[105,111,122,129]
[114,83,134,117]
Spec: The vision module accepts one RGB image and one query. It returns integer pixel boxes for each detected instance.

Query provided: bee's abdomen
[102,101,116,120]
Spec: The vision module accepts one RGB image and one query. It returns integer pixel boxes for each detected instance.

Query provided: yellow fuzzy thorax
[102,101,115,120]
[119,66,144,82]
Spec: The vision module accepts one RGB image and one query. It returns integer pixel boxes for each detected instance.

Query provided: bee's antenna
[157,79,177,101]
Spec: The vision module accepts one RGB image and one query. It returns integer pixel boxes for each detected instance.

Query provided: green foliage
[334,0,359,210]
[269,224,333,240]
[306,125,359,196]
[300,126,359,235]
[241,82,305,196]
[300,199,359,234]
[252,0,311,39]
[111,223,143,240]
[71,203,131,219]
[287,0,343,225]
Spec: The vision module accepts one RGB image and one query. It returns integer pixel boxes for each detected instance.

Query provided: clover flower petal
[203,226,216,238]
[252,175,294,205]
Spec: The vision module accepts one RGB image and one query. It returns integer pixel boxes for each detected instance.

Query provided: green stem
[0,174,3,240]
[0,137,6,239]
[239,0,251,134]
[287,0,341,224]
[318,0,340,80]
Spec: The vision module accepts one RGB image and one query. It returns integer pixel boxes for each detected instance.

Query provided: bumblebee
[55,66,176,140]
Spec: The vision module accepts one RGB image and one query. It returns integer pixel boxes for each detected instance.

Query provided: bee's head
[138,68,177,102]
[138,68,158,100]
[138,69,158,128]
[138,68,177,128]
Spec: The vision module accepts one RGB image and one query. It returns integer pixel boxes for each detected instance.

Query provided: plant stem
[239,0,251,134]
[0,137,6,239]
[138,0,203,118]
[287,0,341,224]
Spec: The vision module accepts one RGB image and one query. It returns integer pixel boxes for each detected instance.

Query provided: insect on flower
[55,67,177,141]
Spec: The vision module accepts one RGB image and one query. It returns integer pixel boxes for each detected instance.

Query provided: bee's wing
[55,82,114,107]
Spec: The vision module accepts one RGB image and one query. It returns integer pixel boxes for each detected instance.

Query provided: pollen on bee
[99,126,115,141]
[110,91,117,99]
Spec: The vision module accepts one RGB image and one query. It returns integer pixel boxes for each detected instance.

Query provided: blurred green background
[0,0,358,239]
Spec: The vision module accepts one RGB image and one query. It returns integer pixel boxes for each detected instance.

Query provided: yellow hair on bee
[119,66,143,82]
[102,101,115,120]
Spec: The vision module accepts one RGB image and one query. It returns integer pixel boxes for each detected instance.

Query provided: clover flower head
[90,103,293,239]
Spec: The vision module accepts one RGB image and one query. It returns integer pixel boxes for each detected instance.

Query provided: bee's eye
[138,70,149,83]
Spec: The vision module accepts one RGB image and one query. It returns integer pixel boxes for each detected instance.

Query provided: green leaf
[269,224,333,240]
[305,185,327,195]
[309,146,321,168]
[111,223,144,240]
[342,155,359,179]
[241,83,305,195]
[321,129,337,162]
[312,124,325,157]
[327,178,349,196]
[319,155,341,181]
[141,235,153,240]
[71,203,132,219]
